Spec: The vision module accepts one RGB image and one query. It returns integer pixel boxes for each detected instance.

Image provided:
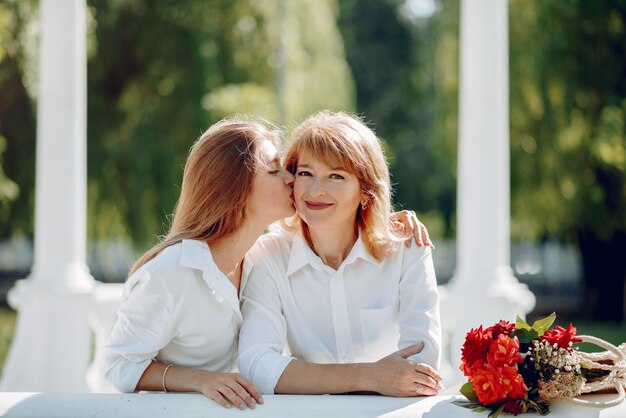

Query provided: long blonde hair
[284,111,400,260]
[129,117,280,275]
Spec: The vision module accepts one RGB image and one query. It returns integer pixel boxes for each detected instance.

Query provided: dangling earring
[361,200,368,210]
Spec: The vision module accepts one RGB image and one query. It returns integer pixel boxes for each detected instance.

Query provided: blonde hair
[284,111,400,260]
[129,117,280,275]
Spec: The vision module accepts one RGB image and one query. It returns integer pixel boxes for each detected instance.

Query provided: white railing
[1,391,623,418]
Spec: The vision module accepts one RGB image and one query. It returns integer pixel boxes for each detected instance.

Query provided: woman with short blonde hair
[283,111,399,260]
[238,111,442,397]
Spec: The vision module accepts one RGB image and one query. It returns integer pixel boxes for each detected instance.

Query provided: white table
[0,392,624,418]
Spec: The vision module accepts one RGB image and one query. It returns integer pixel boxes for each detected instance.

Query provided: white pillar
[440,0,535,384]
[1,0,94,392]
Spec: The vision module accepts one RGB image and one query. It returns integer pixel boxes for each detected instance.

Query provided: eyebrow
[298,163,347,171]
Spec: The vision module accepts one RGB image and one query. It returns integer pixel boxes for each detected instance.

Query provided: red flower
[485,320,515,338]
[503,399,523,415]
[460,326,492,376]
[472,367,507,405]
[541,323,582,349]
[486,335,522,367]
[461,358,484,378]
[501,365,528,399]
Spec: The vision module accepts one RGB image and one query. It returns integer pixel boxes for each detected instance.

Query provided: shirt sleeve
[99,268,177,393]
[397,246,442,370]
[237,261,294,394]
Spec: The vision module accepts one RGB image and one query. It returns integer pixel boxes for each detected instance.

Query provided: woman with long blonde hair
[101,117,295,409]
[238,111,442,397]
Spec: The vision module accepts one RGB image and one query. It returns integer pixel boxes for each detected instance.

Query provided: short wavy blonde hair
[284,111,401,260]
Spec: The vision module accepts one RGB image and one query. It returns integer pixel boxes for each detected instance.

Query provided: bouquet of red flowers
[454,313,626,416]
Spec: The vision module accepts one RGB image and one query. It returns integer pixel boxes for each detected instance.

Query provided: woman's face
[293,152,365,231]
[246,139,295,225]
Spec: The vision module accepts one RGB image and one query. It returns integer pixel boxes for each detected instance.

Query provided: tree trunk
[578,229,626,323]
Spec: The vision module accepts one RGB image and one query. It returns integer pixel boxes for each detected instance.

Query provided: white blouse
[100,239,244,393]
[237,229,442,394]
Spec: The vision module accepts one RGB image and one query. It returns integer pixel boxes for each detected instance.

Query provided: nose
[282,169,294,186]
[308,176,325,196]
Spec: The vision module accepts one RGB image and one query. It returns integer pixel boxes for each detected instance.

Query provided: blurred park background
[0,0,624,369]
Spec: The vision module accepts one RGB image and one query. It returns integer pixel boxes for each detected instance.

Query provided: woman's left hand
[391,210,434,249]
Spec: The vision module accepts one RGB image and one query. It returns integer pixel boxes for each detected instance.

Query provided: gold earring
[361,200,368,210]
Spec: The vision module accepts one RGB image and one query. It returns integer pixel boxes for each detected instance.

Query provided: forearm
[136,361,207,393]
[274,360,375,395]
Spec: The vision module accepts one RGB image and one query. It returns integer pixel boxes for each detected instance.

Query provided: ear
[360,190,372,208]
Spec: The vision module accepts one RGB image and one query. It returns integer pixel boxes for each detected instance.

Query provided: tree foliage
[338,0,456,238]
[509,0,626,321]
[426,0,626,321]
[0,0,353,250]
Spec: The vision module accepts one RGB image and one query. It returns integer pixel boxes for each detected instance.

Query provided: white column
[1,0,94,392]
[440,0,535,384]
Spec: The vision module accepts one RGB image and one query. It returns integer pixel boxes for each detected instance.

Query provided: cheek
[293,178,306,198]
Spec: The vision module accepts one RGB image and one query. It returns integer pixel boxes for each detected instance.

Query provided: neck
[209,220,267,287]
[307,222,358,270]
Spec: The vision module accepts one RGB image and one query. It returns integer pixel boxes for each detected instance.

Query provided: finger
[235,374,264,405]
[421,224,434,249]
[407,212,425,247]
[413,381,439,396]
[414,223,424,247]
[415,363,442,382]
[414,372,440,391]
[229,382,256,409]
[206,390,231,409]
[396,342,425,359]
[219,386,246,410]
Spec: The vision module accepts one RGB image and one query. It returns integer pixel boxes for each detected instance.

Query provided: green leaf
[515,315,532,331]
[531,313,556,336]
[488,404,505,418]
[512,328,539,343]
[460,381,479,402]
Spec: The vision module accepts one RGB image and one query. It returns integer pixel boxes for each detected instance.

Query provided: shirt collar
[286,229,382,276]
[179,239,240,313]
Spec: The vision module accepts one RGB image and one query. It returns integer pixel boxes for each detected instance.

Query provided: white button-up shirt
[100,239,244,393]
[238,229,441,394]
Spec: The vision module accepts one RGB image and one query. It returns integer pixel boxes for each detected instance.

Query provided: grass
[0,307,16,369]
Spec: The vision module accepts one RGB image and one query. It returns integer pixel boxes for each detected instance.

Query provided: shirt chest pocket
[358,304,400,361]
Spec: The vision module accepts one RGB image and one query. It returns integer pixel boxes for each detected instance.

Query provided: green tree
[0,0,354,261]
[338,0,456,238]
[509,0,626,322]
[0,0,37,238]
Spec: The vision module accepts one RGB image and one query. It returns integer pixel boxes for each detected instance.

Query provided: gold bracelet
[162,364,173,392]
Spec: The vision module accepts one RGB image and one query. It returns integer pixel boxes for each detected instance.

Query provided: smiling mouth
[305,201,333,210]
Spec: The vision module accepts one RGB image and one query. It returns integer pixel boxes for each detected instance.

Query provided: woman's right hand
[366,343,441,397]
[194,371,264,409]
[137,363,263,409]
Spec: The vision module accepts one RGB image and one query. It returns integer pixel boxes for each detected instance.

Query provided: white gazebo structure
[0,0,95,392]
[439,0,535,383]
[0,0,535,393]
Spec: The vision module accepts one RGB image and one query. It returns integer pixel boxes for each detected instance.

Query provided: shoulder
[388,240,433,270]
[124,242,191,298]
[247,227,294,265]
